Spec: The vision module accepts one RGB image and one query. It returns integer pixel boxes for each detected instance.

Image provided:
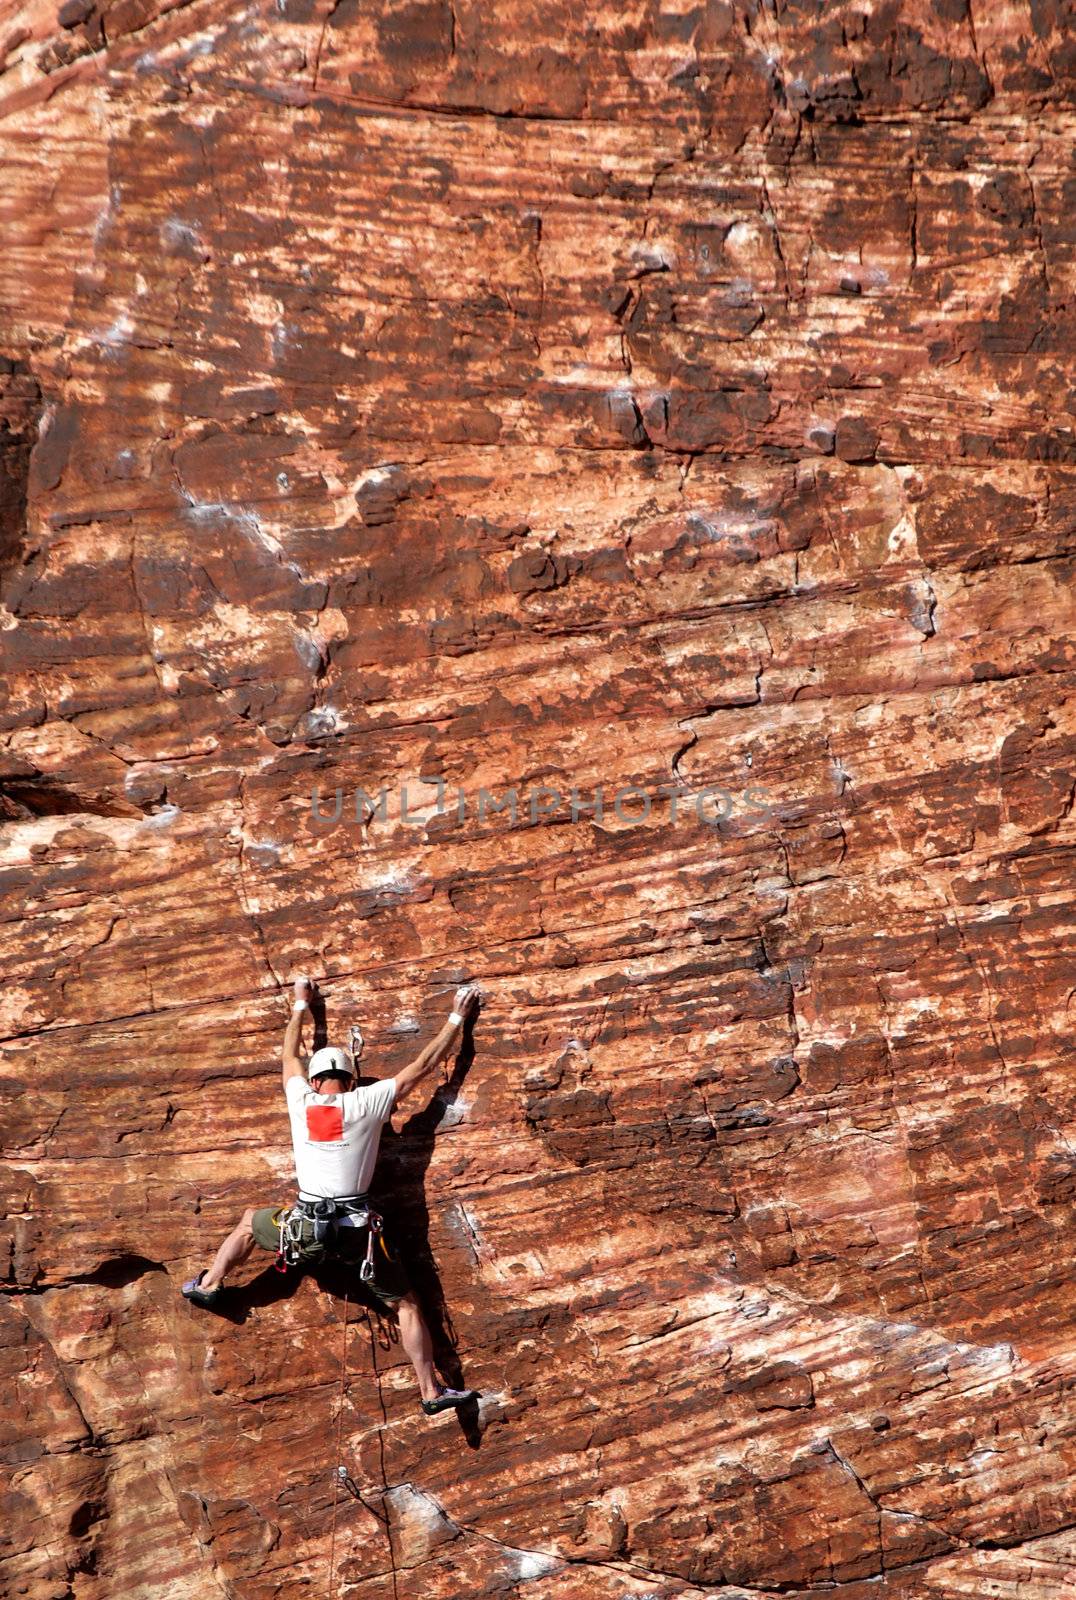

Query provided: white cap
[309,1046,355,1083]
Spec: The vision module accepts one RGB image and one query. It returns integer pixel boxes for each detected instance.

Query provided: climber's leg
[337,1219,479,1413]
[396,1291,440,1402]
[394,1292,480,1415]
[184,1203,257,1305]
[202,1207,258,1288]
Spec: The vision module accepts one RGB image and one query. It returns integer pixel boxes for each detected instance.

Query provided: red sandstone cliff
[3,2,1076,1597]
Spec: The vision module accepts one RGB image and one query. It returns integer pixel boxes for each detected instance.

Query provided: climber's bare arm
[393,1019,458,1105]
[393,985,479,1107]
[281,977,312,1090]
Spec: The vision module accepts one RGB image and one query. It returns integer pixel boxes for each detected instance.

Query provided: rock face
[2,2,1076,1597]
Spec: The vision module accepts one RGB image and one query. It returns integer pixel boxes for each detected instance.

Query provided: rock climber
[182,976,481,1417]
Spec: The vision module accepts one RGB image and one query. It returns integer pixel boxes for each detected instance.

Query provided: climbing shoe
[181,1270,223,1309]
[421,1383,479,1416]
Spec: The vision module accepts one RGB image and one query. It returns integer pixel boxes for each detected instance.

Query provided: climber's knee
[239,1207,257,1237]
[395,1290,426,1328]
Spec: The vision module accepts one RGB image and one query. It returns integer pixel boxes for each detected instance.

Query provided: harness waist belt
[297,1191,370,1205]
[293,1192,378,1229]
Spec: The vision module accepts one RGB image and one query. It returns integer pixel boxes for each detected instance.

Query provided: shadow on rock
[310,985,329,1051]
[370,1014,482,1447]
[204,1259,402,1331]
[198,1262,304,1324]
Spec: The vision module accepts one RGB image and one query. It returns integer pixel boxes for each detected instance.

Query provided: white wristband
[292,1000,309,1013]
[448,1010,463,1027]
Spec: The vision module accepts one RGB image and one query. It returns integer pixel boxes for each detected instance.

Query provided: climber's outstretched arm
[394,985,479,1106]
[281,978,312,1089]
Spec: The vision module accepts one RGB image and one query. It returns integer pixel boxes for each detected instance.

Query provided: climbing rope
[327,1289,349,1598]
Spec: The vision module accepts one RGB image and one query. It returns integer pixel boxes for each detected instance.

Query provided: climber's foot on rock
[421,1383,479,1417]
[182,1270,223,1310]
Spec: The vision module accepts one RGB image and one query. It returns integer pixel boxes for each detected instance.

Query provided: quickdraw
[358,1207,383,1283]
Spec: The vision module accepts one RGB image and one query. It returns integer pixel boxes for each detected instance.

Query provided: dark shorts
[251,1204,411,1311]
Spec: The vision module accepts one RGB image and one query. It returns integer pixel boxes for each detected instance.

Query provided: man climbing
[182,976,481,1417]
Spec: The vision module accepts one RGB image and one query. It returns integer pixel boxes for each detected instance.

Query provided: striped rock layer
[2,2,1075,1598]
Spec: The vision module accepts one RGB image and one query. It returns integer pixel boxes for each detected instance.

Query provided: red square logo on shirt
[306,1104,343,1142]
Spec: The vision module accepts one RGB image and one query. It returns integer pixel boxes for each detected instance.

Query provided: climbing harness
[274,1193,384,1281]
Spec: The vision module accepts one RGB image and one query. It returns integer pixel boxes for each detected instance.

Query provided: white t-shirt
[284,1074,397,1200]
